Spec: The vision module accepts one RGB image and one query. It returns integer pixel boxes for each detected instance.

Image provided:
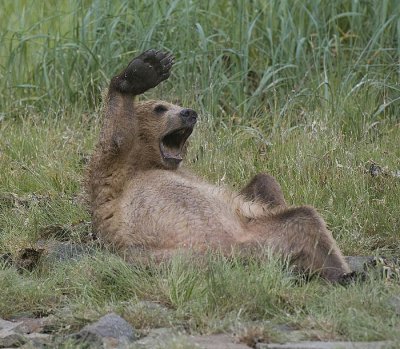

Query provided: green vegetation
[0,0,399,343]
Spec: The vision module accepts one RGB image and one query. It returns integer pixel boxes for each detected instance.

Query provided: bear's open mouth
[160,127,193,163]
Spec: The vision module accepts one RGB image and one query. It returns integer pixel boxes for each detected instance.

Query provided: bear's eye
[154,105,168,114]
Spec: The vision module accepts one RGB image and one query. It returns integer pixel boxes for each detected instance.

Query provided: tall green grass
[1,0,399,135]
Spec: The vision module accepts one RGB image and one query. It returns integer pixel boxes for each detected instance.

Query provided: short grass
[0,0,399,344]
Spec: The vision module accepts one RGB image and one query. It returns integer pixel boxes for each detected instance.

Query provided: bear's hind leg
[241,173,286,207]
[259,206,351,282]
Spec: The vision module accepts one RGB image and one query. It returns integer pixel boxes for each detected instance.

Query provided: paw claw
[143,48,157,57]
[161,54,174,64]
[160,72,171,82]
[155,50,166,61]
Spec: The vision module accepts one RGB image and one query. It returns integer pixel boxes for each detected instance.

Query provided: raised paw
[111,49,174,95]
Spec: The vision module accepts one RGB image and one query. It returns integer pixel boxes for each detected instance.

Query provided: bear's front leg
[110,49,174,95]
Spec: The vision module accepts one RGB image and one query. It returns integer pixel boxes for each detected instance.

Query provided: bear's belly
[117,171,249,250]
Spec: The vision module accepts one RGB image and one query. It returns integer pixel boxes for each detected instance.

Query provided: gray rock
[273,324,327,342]
[21,333,52,348]
[0,319,20,332]
[134,331,252,349]
[280,330,326,342]
[13,316,57,334]
[134,328,179,348]
[190,334,252,348]
[0,331,26,348]
[0,319,25,348]
[256,341,393,349]
[39,241,94,263]
[74,313,137,348]
[345,256,374,273]
[0,318,54,348]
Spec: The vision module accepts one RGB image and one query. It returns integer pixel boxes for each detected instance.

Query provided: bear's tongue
[161,144,183,160]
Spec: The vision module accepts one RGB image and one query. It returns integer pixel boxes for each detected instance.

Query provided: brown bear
[86,49,352,282]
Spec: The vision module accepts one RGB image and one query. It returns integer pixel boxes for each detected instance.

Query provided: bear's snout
[180,108,198,125]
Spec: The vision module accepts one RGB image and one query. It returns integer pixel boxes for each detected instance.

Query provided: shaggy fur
[87,50,351,281]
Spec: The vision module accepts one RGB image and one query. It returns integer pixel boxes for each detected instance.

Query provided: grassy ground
[0,0,399,344]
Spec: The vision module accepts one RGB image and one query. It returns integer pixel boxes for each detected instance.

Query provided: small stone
[392,170,400,178]
[73,313,137,347]
[22,333,52,348]
[0,331,26,348]
[345,256,374,273]
[368,163,383,177]
[190,334,252,348]
[135,331,252,349]
[134,328,178,348]
[256,341,392,349]
[43,241,92,262]
[13,316,56,334]
[0,319,20,332]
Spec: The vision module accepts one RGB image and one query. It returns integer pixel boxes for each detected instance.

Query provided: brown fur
[86,50,351,281]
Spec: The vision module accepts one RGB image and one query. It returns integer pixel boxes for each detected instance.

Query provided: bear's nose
[180,108,198,123]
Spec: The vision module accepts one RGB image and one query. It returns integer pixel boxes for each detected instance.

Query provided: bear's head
[134,100,198,170]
